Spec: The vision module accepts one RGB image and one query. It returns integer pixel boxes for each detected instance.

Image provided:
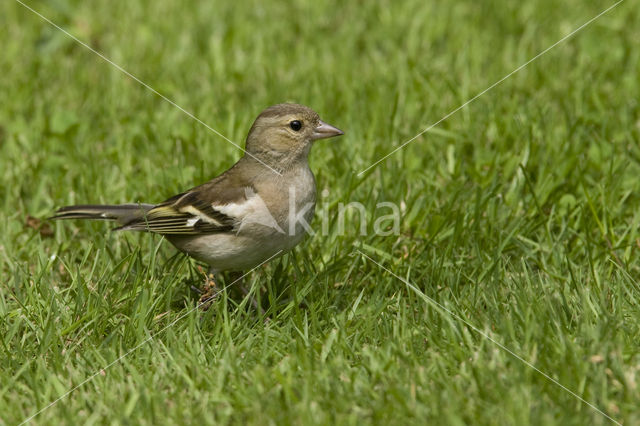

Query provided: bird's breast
[250,165,316,240]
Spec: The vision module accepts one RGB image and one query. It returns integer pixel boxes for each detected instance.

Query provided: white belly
[168,167,316,271]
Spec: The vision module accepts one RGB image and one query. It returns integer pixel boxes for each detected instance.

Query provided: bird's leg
[198,267,219,310]
[230,271,263,315]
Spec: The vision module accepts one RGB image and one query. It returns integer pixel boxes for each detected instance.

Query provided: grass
[1,0,640,424]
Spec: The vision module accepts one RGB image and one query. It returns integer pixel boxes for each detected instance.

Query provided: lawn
[1,0,639,424]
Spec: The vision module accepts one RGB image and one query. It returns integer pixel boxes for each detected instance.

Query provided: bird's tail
[50,203,155,228]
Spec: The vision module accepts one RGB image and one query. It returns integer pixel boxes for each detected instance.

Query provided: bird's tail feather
[50,204,155,227]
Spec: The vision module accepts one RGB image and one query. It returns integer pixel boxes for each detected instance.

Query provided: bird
[51,103,344,306]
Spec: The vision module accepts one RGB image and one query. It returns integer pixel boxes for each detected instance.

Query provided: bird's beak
[312,120,344,141]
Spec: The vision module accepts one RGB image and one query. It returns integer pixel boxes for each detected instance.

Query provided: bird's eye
[289,120,302,131]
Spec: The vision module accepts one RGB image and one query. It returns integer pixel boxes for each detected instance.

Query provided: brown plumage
[52,103,344,274]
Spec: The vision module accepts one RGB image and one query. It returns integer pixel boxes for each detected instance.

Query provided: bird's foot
[198,272,218,311]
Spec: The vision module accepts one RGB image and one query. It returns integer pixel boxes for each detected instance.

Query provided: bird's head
[245,103,344,164]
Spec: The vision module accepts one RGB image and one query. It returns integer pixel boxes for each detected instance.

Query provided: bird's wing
[117,169,255,235]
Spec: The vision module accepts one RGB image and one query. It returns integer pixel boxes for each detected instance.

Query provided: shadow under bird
[52,103,344,304]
